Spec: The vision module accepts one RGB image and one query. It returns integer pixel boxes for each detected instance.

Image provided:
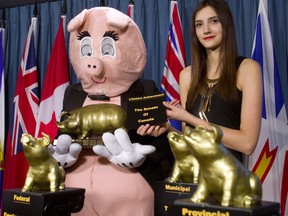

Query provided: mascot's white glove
[93,128,156,168]
[48,134,82,168]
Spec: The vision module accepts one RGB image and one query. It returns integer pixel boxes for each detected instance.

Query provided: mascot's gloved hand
[93,128,156,168]
[48,134,82,168]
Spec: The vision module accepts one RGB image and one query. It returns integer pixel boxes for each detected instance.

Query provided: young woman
[162,0,262,162]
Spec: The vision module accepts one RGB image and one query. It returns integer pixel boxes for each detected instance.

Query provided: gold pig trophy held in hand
[168,125,262,207]
[21,133,65,192]
[56,104,127,139]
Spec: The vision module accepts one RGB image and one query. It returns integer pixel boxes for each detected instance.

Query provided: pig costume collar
[68,7,147,97]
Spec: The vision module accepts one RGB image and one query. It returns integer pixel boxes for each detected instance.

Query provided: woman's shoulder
[237,57,262,89]
[241,57,260,65]
[181,65,191,72]
[179,66,192,93]
[238,57,261,75]
[180,66,191,78]
[236,56,260,68]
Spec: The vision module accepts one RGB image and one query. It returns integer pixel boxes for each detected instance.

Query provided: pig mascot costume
[52,7,173,216]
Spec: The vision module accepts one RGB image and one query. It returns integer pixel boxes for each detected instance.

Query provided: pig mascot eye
[80,37,93,57]
[101,37,116,58]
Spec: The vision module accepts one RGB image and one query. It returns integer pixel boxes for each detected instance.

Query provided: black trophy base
[2,187,85,216]
[168,198,280,216]
[154,181,198,216]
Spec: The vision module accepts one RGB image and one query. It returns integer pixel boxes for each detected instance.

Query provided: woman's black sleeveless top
[186,57,245,162]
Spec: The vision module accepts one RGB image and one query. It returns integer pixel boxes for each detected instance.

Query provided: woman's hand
[163,99,188,122]
[137,123,168,137]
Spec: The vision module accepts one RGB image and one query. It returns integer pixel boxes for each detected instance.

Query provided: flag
[35,17,69,141]
[0,29,5,202]
[127,1,134,20]
[160,1,186,131]
[248,0,288,215]
[3,18,39,190]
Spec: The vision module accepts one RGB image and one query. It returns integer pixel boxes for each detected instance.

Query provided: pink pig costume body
[60,7,172,216]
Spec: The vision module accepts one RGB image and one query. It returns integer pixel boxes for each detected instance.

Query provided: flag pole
[32,1,38,53]
[0,19,5,205]
[61,0,67,35]
[1,9,5,50]
[0,9,5,145]
[100,0,105,6]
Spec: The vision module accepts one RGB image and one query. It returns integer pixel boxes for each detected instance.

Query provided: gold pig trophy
[168,125,262,207]
[168,132,200,184]
[56,104,127,139]
[21,133,65,192]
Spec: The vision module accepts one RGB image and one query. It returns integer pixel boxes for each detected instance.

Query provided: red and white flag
[248,0,288,215]
[127,1,134,20]
[35,17,69,141]
[3,18,39,189]
[161,1,186,131]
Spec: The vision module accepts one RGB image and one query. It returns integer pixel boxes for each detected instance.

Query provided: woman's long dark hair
[187,0,238,108]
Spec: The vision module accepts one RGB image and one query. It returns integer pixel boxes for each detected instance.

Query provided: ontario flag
[3,18,39,190]
[248,0,288,215]
[35,17,69,141]
[161,0,186,131]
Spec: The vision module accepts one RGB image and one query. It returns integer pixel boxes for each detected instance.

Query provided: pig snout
[21,134,31,144]
[56,121,64,128]
[83,58,106,78]
[57,117,78,130]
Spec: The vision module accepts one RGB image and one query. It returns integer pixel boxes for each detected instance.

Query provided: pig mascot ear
[67,9,89,32]
[67,7,147,97]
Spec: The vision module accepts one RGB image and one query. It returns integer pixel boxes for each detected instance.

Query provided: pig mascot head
[68,7,146,97]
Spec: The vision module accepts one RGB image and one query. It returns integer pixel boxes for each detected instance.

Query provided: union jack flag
[161,1,186,131]
[3,18,39,189]
[248,1,288,215]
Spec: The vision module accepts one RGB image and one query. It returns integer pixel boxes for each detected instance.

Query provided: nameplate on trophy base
[2,187,85,216]
[167,198,280,216]
[154,181,198,216]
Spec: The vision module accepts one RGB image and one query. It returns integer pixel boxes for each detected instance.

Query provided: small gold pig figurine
[21,133,65,192]
[57,104,127,139]
[175,125,262,207]
[167,132,199,184]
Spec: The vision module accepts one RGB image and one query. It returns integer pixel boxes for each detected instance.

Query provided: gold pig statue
[21,133,65,192]
[167,132,199,184]
[57,104,127,139]
[170,125,262,207]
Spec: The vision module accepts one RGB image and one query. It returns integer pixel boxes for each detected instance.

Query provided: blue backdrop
[1,0,288,131]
